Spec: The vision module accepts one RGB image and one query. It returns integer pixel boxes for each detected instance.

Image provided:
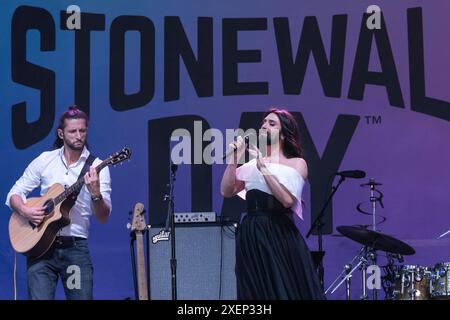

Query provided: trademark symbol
[364,115,382,125]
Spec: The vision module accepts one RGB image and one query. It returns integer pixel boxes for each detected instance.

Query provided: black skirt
[235,189,325,300]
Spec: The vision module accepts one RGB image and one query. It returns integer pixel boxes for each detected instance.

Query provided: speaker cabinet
[149,224,237,300]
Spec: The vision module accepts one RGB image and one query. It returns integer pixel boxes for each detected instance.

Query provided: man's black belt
[54,236,86,246]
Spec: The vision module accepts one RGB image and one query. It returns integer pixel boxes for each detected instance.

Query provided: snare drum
[431,262,450,299]
[392,265,431,300]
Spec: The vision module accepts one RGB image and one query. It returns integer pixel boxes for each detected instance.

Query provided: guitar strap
[72,154,96,202]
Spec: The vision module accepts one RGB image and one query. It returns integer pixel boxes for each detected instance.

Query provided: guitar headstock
[106,147,132,166]
[131,202,146,233]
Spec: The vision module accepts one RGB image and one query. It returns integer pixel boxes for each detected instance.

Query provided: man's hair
[53,105,89,149]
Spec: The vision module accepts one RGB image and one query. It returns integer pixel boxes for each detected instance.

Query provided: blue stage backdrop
[1,0,450,300]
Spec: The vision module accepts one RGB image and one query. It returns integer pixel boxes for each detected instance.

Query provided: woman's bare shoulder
[285,157,308,179]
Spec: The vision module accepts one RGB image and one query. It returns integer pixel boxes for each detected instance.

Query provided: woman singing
[221,108,325,300]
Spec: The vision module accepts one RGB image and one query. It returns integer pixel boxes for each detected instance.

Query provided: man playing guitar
[5,105,112,300]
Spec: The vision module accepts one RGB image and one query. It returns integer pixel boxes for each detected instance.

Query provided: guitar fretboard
[53,161,108,205]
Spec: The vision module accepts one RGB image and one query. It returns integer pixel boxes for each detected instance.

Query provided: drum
[392,265,431,300]
[431,262,450,299]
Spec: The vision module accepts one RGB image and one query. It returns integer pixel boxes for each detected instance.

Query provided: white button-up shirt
[5,146,112,238]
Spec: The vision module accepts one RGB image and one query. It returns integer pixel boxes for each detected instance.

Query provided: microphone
[222,134,252,160]
[335,170,366,179]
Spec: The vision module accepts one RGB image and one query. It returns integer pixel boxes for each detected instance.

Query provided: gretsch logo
[152,230,170,244]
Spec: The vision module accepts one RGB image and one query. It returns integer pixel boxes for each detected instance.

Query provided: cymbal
[336,225,415,255]
[360,180,382,187]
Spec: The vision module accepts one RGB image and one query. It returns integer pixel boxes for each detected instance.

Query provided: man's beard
[65,140,85,151]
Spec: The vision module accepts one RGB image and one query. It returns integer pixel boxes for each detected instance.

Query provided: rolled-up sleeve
[5,158,42,209]
[99,165,112,215]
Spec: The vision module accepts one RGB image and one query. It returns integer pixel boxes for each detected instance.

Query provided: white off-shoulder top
[236,159,305,219]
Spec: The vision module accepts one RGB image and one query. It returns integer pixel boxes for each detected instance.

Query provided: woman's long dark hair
[53,105,89,149]
[263,108,303,159]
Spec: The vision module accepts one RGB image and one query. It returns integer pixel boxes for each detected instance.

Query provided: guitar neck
[135,232,149,300]
[53,161,107,205]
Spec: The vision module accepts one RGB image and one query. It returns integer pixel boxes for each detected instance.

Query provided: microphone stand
[306,174,346,289]
[164,162,178,300]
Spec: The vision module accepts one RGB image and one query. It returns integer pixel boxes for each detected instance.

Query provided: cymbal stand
[326,246,379,300]
[361,255,368,300]
[326,247,365,299]
[361,178,384,232]
[369,180,377,231]
[345,264,352,300]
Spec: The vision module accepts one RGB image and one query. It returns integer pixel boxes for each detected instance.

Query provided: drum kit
[325,179,450,300]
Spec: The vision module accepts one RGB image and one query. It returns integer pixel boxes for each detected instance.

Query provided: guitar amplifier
[149,223,237,300]
[174,211,216,223]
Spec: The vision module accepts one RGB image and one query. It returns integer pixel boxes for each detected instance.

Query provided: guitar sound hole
[43,199,55,216]
[28,199,54,229]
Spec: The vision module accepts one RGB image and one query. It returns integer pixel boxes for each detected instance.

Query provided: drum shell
[431,262,450,299]
[392,265,431,300]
